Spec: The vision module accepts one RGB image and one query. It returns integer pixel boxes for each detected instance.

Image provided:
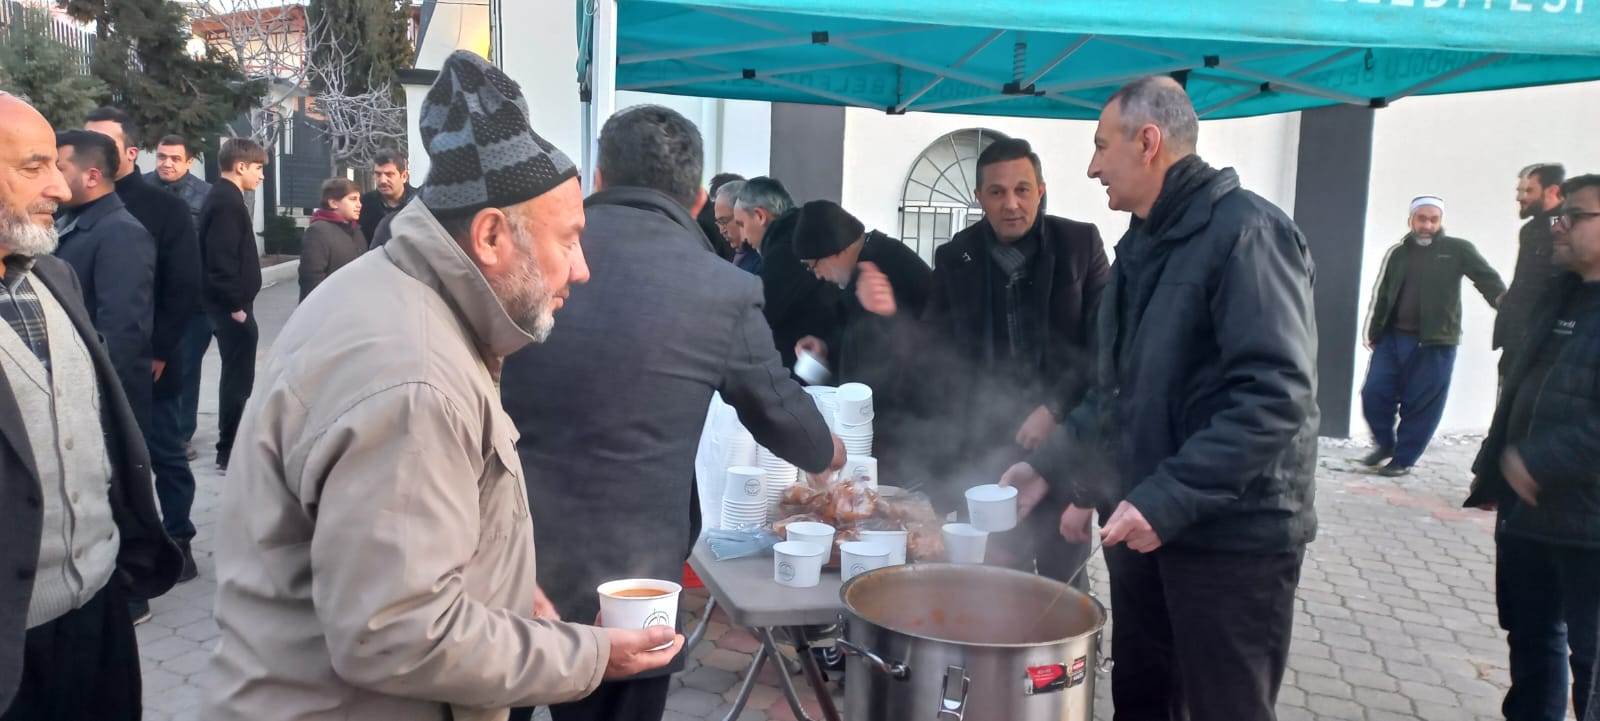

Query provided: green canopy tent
[577,0,1600,170]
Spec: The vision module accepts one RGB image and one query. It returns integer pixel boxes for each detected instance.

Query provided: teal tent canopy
[581,0,1600,120]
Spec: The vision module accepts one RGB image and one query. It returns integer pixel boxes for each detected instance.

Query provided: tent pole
[895,30,1005,112]
[585,0,617,193]
[1021,35,1092,88]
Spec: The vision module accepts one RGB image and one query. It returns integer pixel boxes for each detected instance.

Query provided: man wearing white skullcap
[1359,194,1506,476]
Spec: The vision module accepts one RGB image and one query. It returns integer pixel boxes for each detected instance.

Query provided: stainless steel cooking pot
[838,563,1108,721]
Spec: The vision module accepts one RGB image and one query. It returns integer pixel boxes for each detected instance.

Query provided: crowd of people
[0,45,1597,721]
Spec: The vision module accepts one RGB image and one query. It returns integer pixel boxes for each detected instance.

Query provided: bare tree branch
[303,8,405,171]
[188,0,310,149]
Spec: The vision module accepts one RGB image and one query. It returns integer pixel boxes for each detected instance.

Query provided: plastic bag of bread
[777,485,830,520]
[772,513,826,539]
[830,480,878,524]
[879,488,940,527]
[904,521,945,562]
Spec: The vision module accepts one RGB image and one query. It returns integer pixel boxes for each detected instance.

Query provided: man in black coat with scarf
[1467,173,1600,721]
[502,106,843,721]
[1003,77,1319,721]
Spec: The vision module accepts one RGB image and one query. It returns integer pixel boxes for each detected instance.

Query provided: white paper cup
[942,523,989,564]
[836,383,875,426]
[843,455,879,489]
[597,578,682,649]
[840,541,891,581]
[794,349,832,385]
[786,521,836,554]
[965,483,1020,533]
[774,541,827,588]
[857,529,909,566]
[723,466,766,502]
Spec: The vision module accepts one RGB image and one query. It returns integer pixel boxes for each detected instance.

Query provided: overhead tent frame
[578,0,1600,170]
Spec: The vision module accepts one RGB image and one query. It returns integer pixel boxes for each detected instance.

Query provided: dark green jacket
[1364,232,1506,347]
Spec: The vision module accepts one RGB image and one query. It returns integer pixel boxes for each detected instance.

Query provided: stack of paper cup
[720,466,768,529]
[835,383,874,457]
[804,385,840,433]
[757,446,798,521]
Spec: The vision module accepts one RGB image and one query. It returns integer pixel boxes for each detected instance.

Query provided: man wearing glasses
[1497,164,1567,374]
[1467,173,1600,721]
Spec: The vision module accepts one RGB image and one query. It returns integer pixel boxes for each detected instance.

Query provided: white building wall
[1355,80,1600,436]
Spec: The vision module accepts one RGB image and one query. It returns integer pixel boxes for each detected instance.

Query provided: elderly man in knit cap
[201,51,682,721]
[793,200,931,486]
[1359,194,1505,476]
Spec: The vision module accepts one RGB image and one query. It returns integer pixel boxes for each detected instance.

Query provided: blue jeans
[1498,513,1600,721]
[149,393,197,544]
[177,313,212,445]
[1360,333,1456,467]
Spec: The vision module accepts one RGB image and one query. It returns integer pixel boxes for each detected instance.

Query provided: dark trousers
[507,676,672,721]
[1361,333,1457,467]
[149,392,198,543]
[0,583,141,721]
[177,313,212,444]
[1103,544,1303,721]
[207,305,257,460]
[1497,518,1600,721]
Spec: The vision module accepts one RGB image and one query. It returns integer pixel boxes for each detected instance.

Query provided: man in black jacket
[148,134,214,463]
[1003,77,1319,721]
[698,172,741,262]
[792,200,932,495]
[358,150,416,246]
[502,105,843,721]
[1498,163,1567,373]
[52,130,158,432]
[83,109,203,584]
[0,90,180,721]
[199,138,266,471]
[735,177,840,369]
[1466,173,1600,721]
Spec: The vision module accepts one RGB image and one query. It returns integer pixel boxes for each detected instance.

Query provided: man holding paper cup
[202,52,683,721]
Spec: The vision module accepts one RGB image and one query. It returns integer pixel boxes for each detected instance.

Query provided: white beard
[1414,235,1434,247]
[0,206,60,257]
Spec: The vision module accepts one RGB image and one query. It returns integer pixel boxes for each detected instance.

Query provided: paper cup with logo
[794,349,832,385]
[774,541,827,588]
[843,455,879,489]
[965,483,1019,533]
[786,521,836,553]
[942,523,989,564]
[836,383,875,426]
[857,529,909,565]
[723,466,766,502]
[840,541,891,581]
[597,578,682,650]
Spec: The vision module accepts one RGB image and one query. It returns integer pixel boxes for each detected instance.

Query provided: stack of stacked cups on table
[834,383,874,458]
[803,385,839,434]
[720,466,768,530]
[757,445,798,521]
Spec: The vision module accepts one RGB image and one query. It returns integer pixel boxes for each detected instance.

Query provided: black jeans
[207,305,257,461]
[507,675,671,721]
[1103,543,1303,721]
[149,392,197,543]
[0,583,141,721]
[1498,518,1600,721]
[176,312,212,444]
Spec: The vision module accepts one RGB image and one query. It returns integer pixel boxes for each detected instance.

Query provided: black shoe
[1378,462,1412,477]
[185,444,198,462]
[129,598,152,626]
[216,450,229,472]
[1361,447,1394,467]
[177,543,199,583]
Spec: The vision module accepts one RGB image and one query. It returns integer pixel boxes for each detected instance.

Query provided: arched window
[898,128,1007,262]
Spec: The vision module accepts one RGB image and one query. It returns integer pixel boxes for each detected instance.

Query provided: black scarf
[982,219,1043,370]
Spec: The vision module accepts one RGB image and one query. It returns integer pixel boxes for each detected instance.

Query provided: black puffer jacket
[1032,157,1320,553]
[760,209,841,369]
[1466,276,1600,547]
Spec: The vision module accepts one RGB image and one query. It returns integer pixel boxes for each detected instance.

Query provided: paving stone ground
[142,279,1541,720]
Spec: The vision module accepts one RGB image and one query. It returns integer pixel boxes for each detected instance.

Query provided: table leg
[756,627,816,721]
[720,640,767,721]
[787,627,843,721]
[686,597,716,655]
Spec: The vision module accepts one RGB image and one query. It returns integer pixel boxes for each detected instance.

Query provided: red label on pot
[1024,664,1068,695]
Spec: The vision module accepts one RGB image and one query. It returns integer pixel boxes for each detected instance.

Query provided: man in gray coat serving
[502,105,844,721]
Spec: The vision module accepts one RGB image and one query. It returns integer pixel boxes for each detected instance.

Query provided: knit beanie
[418,50,577,217]
[792,200,866,260]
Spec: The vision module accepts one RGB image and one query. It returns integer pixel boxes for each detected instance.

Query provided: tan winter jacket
[202,200,610,721]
